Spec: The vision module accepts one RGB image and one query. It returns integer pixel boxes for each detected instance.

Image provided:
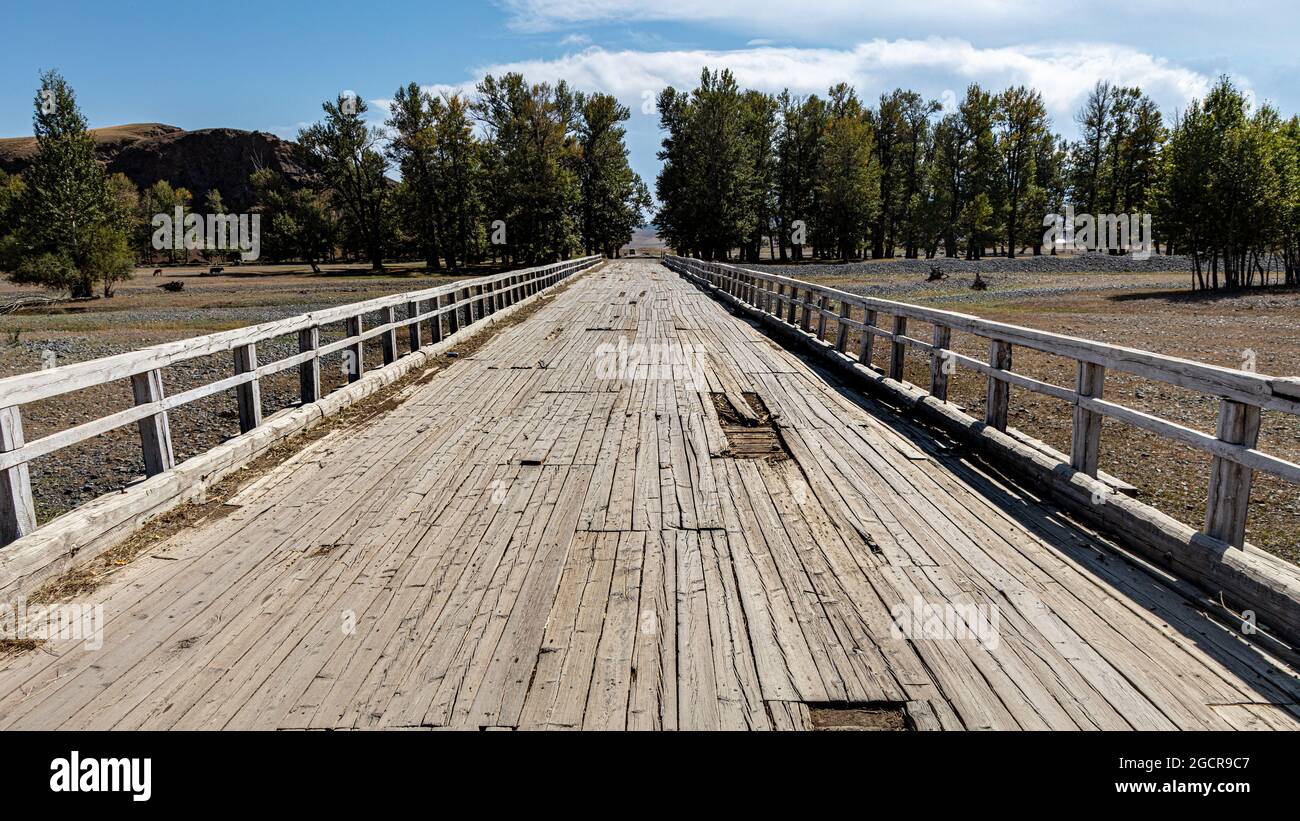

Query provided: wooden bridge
[0,257,1298,730]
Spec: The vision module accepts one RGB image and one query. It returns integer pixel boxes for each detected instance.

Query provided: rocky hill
[0,123,315,211]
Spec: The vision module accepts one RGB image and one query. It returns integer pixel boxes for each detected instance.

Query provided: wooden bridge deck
[1,259,1297,730]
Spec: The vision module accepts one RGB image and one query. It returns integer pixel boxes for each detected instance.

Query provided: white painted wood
[0,407,35,543]
[345,316,364,384]
[406,301,423,352]
[1071,361,1106,477]
[1205,401,1262,548]
[298,326,321,404]
[889,315,908,382]
[131,369,175,476]
[233,343,262,433]
[930,325,952,402]
[985,339,1012,432]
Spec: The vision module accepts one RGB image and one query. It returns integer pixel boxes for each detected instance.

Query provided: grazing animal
[208,266,224,275]
[157,280,185,292]
[971,272,988,291]
[153,268,162,277]
[926,265,947,282]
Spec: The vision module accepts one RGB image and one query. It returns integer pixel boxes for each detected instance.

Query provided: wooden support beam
[381,306,398,365]
[985,339,1013,431]
[446,292,460,335]
[1070,361,1106,476]
[786,286,798,325]
[0,406,37,544]
[345,315,364,383]
[888,315,908,382]
[131,368,175,476]
[407,301,423,351]
[1204,400,1262,547]
[835,302,851,353]
[430,295,444,343]
[930,325,952,402]
[233,343,262,433]
[815,295,829,340]
[299,326,321,403]
[859,309,877,368]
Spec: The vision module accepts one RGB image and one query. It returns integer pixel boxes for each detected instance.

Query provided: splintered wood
[0,260,1297,730]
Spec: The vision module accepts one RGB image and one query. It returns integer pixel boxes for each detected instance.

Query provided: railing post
[380,306,398,365]
[835,302,852,353]
[472,285,484,321]
[1070,362,1106,476]
[233,343,262,433]
[888,315,908,382]
[407,301,423,351]
[786,287,798,325]
[859,309,877,368]
[345,315,364,383]
[930,325,952,402]
[0,406,37,544]
[131,368,175,476]
[985,339,1012,431]
[815,295,829,340]
[800,290,813,332]
[299,326,321,403]
[1204,400,1262,547]
[447,292,460,334]
[430,295,444,343]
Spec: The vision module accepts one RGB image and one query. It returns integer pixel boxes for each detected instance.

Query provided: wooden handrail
[666,255,1300,549]
[0,256,602,544]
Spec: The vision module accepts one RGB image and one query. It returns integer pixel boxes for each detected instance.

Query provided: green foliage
[654,69,761,260]
[5,70,136,298]
[1160,76,1296,288]
[297,94,390,271]
[475,73,582,265]
[577,92,651,257]
[815,84,879,259]
[250,168,335,270]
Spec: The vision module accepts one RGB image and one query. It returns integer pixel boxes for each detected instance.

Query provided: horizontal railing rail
[666,254,1300,551]
[0,255,602,544]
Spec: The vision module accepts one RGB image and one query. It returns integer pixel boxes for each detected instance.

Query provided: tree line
[261,74,650,272]
[0,70,651,298]
[654,68,1300,289]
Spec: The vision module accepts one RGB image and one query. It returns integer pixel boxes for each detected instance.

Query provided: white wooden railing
[0,256,602,544]
[666,255,1300,551]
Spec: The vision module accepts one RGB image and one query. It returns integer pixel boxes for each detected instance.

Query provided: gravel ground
[763,251,1196,277]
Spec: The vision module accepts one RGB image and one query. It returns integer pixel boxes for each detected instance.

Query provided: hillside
[0,123,315,211]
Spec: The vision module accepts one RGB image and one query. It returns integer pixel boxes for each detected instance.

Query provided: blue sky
[4,0,1298,188]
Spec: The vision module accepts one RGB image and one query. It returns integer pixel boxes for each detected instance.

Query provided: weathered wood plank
[233,343,262,433]
[131,369,175,476]
[1070,361,1106,476]
[1204,400,1262,547]
[0,407,35,543]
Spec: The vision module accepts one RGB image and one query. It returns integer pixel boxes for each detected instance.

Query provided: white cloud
[455,38,1215,129]
[501,0,1032,33]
